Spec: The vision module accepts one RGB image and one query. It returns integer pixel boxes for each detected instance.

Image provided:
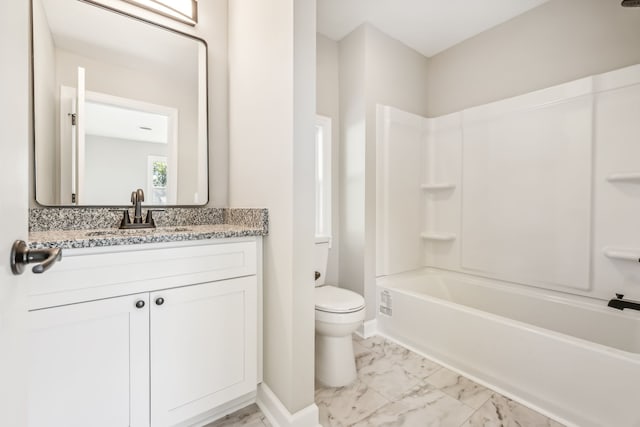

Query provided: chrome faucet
[132,188,145,223]
[119,188,159,229]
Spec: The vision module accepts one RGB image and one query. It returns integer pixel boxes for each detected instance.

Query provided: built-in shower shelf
[421,232,457,241]
[603,247,640,262]
[606,172,640,183]
[420,183,456,191]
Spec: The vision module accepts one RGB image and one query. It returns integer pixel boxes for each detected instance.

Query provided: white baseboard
[355,319,377,339]
[182,391,256,427]
[256,383,320,427]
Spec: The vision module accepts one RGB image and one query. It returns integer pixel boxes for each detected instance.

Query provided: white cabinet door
[150,277,257,427]
[28,293,150,427]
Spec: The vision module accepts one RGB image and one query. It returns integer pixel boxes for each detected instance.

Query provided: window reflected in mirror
[149,156,168,204]
[121,0,198,25]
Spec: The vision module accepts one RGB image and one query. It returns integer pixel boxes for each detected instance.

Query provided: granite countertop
[29,223,266,249]
[28,207,269,250]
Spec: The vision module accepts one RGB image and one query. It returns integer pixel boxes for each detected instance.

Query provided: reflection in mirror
[33,0,208,206]
[122,0,198,26]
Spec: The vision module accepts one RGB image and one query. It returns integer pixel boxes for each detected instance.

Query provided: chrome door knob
[135,300,145,309]
[155,297,165,306]
[10,240,62,275]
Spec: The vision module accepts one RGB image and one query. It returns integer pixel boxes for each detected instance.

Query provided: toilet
[314,238,366,387]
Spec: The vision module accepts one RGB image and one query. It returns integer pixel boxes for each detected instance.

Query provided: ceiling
[317,0,550,57]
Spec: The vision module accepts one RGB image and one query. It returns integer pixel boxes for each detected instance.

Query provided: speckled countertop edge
[29,224,266,250]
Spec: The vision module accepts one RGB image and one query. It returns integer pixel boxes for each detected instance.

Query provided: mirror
[32,0,208,206]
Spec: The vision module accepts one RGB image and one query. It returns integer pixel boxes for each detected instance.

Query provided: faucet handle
[131,191,137,205]
[120,209,132,227]
[144,209,164,226]
[616,293,625,299]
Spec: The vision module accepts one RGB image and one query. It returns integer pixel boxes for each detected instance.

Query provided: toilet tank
[314,237,330,286]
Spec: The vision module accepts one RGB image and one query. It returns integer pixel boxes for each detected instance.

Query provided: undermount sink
[85,227,192,237]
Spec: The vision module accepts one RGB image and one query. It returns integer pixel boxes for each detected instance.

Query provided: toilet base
[315,333,357,387]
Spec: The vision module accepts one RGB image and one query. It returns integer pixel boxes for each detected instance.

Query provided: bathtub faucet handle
[608,293,640,311]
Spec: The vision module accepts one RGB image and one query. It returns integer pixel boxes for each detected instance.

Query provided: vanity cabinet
[150,276,256,427]
[27,238,261,427]
[29,292,150,427]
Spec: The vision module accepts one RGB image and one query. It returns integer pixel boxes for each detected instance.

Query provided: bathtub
[376,268,640,427]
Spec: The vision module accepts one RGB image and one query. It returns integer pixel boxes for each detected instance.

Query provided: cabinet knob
[135,300,145,309]
[155,297,165,306]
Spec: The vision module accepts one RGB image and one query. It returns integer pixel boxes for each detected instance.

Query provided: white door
[29,293,150,427]
[150,277,257,427]
[0,0,30,426]
[75,66,86,204]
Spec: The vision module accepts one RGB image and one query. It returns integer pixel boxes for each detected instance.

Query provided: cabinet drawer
[27,239,258,310]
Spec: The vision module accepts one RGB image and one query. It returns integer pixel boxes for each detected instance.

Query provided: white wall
[228,0,317,419]
[426,0,640,116]
[83,136,167,205]
[338,25,429,319]
[197,0,228,208]
[338,26,366,304]
[30,0,229,207]
[364,25,429,317]
[364,25,429,118]
[316,34,340,285]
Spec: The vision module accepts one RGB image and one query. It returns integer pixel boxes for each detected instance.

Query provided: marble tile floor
[207,335,564,427]
[206,403,272,427]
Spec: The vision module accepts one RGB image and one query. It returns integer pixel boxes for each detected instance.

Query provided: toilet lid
[315,286,365,313]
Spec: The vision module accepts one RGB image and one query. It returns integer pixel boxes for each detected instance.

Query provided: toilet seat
[315,285,365,324]
[315,306,365,324]
[315,285,365,313]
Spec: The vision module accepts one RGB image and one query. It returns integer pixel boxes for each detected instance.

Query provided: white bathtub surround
[314,335,563,427]
[377,269,640,426]
[376,63,640,302]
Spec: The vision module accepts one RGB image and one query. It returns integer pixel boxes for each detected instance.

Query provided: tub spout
[607,294,640,311]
